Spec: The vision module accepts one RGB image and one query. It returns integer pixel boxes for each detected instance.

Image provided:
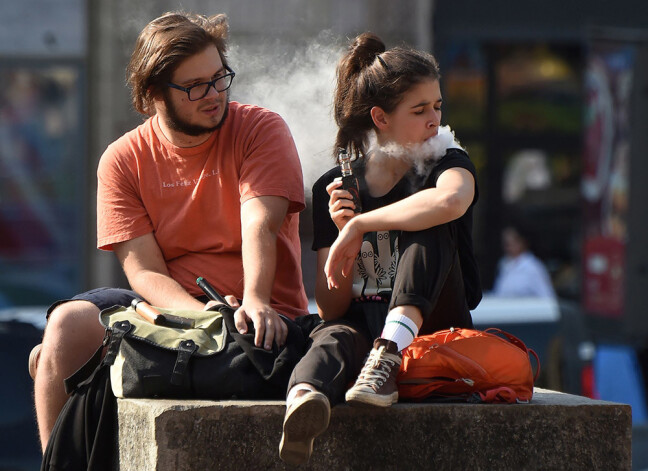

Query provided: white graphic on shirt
[352,230,399,298]
[161,169,219,189]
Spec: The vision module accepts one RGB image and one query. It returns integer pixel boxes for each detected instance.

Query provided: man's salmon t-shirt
[96,101,309,319]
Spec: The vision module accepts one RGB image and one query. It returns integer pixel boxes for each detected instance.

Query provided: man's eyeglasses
[167,66,236,101]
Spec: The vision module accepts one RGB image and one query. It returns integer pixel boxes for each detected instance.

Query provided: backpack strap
[484,327,527,351]
[529,348,541,382]
[478,386,526,404]
[101,320,132,367]
[63,322,130,395]
[171,339,199,386]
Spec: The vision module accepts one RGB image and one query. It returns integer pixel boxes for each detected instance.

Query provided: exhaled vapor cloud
[229,32,343,198]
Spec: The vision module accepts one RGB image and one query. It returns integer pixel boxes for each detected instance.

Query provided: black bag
[100,303,310,400]
[41,305,318,470]
[42,363,116,471]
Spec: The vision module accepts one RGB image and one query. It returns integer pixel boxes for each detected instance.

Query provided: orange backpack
[397,327,540,403]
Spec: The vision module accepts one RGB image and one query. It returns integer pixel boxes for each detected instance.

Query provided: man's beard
[163,92,230,137]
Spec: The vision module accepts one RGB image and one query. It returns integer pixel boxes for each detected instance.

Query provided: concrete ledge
[117,388,631,471]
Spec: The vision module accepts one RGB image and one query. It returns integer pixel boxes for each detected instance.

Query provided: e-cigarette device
[339,148,362,213]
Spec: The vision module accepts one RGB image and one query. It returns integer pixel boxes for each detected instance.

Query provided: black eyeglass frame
[167,65,236,101]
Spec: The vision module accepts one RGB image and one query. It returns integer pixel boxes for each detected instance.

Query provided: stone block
[117,388,631,471]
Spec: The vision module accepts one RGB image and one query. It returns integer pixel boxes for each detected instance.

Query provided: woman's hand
[324,218,364,290]
[326,178,358,231]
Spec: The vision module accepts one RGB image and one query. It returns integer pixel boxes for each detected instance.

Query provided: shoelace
[355,346,398,388]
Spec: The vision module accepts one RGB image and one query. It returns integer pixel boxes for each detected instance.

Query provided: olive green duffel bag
[99,303,307,400]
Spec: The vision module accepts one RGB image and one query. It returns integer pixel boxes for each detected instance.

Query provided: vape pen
[196,277,229,306]
[339,148,362,213]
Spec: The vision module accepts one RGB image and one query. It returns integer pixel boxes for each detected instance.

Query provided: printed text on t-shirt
[161,169,219,189]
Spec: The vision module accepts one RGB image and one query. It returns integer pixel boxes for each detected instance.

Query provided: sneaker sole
[279,391,330,466]
[345,389,398,408]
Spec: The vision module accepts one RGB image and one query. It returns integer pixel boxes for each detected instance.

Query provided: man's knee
[47,299,100,330]
[42,300,104,360]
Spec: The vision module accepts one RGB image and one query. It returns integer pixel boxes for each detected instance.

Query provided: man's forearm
[128,269,205,310]
[239,195,289,306]
[241,226,277,304]
[114,233,205,310]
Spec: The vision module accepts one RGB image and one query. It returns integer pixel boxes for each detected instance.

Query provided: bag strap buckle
[171,339,199,386]
[102,321,132,367]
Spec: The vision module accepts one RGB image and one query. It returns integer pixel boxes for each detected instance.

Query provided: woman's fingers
[342,257,355,278]
[325,178,343,194]
[329,195,354,212]
[324,252,339,289]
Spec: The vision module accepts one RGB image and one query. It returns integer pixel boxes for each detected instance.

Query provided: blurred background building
[1,0,648,469]
[433,1,648,352]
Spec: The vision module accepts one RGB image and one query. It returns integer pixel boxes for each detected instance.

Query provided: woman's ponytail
[334,33,386,158]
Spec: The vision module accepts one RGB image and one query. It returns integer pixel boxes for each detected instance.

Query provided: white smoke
[228,33,343,199]
[365,125,463,175]
[228,36,462,196]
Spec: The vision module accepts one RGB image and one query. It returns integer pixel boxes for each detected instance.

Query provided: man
[492,224,556,299]
[32,11,309,451]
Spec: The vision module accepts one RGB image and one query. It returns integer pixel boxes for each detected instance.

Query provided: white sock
[381,312,419,352]
[286,383,315,405]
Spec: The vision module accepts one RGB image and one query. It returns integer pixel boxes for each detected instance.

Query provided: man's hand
[233,298,288,350]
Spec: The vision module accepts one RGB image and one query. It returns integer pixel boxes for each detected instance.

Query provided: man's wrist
[242,292,272,306]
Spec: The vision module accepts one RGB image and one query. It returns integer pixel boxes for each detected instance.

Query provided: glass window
[495,44,582,134]
[0,62,85,306]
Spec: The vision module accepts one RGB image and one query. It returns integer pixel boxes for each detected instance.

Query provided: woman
[279,32,482,466]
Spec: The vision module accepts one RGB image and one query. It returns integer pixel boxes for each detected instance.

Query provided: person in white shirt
[492,225,556,299]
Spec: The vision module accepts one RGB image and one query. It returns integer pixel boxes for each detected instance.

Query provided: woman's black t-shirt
[311,147,482,309]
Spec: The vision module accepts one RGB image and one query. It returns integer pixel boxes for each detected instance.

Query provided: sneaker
[345,338,401,408]
[279,390,331,466]
[29,343,42,380]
